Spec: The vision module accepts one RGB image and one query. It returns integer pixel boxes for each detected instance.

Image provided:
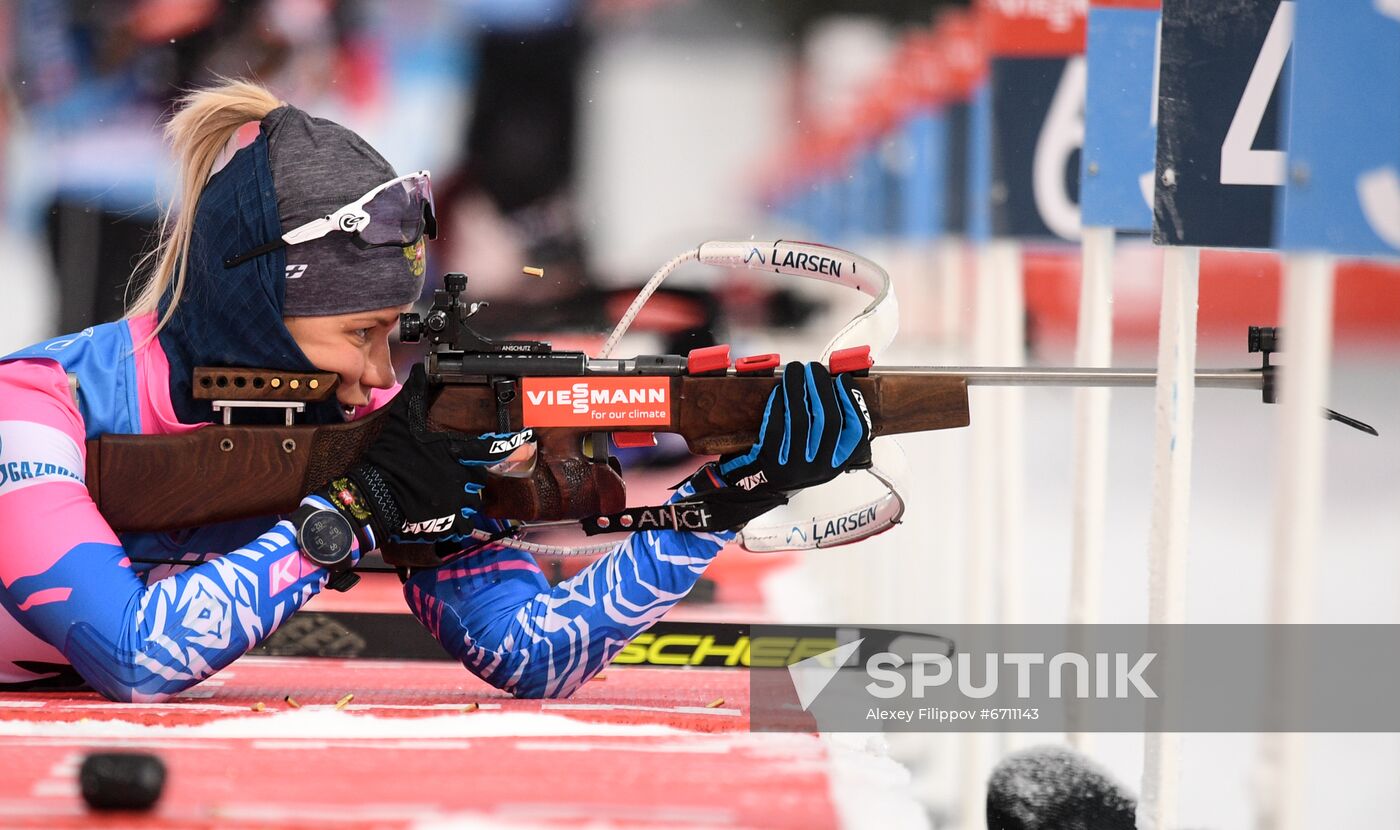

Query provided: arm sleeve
[0,360,345,702]
[402,482,733,699]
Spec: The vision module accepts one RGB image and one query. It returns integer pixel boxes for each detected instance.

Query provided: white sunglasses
[225,170,436,268]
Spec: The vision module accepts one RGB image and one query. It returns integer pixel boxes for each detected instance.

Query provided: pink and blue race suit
[0,313,730,700]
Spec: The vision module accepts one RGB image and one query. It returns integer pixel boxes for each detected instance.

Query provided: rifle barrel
[873,367,1265,392]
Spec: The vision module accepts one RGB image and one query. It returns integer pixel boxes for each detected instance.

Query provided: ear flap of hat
[158,130,346,426]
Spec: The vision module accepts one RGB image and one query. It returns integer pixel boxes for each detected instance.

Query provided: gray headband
[263,105,426,317]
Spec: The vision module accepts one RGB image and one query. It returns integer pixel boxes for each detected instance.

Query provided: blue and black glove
[684,360,873,527]
[318,364,535,548]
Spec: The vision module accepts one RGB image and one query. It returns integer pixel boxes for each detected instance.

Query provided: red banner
[935,10,987,100]
[978,0,1088,56]
[1091,0,1160,9]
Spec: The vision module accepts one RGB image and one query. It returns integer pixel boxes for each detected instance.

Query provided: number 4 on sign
[1220,0,1294,186]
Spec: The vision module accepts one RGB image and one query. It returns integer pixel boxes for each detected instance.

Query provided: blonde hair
[126,79,284,338]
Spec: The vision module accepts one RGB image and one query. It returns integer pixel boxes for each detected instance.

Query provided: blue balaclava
[158,105,426,425]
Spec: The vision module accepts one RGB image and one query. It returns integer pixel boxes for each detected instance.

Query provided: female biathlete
[0,81,870,701]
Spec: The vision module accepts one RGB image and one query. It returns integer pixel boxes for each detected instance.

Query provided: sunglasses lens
[359,176,431,246]
[416,176,437,239]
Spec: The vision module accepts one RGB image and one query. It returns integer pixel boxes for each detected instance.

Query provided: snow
[0,708,688,741]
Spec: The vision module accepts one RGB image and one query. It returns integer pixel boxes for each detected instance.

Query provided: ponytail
[126,79,284,340]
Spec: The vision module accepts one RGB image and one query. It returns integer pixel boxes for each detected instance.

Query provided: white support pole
[892,244,921,349]
[968,241,1002,629]
[911,234,969,816]
[1254,253,1335,830]
[1068,226,1116,750]
[960,241,1001,830]
[1137,245,1199,830]
[993,239,1027,759]
[992,239,1026,633]
[897,240,939,346]
[937,237,967,347]
[867,237,900,625]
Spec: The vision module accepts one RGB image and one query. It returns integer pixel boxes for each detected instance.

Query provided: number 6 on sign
[1035,56,1087,241]
[1220,0,1294,186]
[990,56,1087,242]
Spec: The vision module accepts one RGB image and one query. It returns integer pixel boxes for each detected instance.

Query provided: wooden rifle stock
[85,372,969,540]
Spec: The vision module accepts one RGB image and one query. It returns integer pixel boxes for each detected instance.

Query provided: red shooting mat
[0,657,837,829]
[0,466,834,828]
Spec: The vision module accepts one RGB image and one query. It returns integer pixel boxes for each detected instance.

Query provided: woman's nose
[363,342,397,390]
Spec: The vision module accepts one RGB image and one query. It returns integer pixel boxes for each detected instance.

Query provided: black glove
[319,365,535,547]
[684,361,872,526]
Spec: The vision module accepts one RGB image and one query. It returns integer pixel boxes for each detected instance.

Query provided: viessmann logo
[521,378,672,427]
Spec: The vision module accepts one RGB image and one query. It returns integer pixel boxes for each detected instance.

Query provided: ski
[251,611,954,669]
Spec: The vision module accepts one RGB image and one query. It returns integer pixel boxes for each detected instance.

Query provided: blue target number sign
[978,0,1088,243]
[897,109,947,242]
[1154,0,1292,249]
[1080,1,1160,232]
[945,101,971,236]
[969,83,994,242]
[990,57,1086,242]
[1277,1,1400,257]
[936,10,982,239]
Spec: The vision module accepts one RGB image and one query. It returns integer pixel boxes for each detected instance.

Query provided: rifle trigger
[493,379,517,432]
[583,433,611,462]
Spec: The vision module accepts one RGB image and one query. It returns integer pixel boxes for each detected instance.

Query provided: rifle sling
[580,495,785,537]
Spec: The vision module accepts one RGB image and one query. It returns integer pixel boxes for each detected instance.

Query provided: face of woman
[284,304,409,416]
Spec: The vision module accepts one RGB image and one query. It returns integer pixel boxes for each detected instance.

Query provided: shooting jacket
[0,314,730,699]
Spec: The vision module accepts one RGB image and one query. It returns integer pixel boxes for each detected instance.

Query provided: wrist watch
[289,502,361,592]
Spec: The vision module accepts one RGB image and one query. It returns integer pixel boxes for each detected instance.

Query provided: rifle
[84,241,1374,567]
